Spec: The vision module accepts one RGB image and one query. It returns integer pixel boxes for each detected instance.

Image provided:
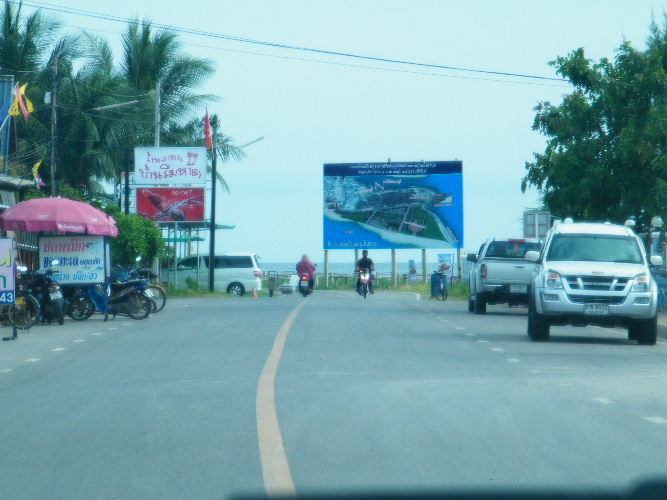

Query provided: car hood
[545,261,646,278]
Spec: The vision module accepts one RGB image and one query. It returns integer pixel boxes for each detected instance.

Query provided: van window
[177,257,200,270]
[214,256,254,268]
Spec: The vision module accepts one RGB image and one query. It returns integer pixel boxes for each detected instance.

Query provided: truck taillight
[480,264,487,280]
[254,270,261,278]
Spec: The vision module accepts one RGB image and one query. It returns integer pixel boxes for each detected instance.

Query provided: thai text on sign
[134,147,207,185]
[39,235,106,284]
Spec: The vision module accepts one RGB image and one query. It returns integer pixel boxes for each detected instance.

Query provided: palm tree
[0,0,59,77]
[121,20,215,135]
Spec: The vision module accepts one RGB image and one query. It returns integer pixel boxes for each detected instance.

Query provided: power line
[13,0,567,83]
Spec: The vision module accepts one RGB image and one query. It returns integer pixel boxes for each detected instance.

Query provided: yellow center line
[256,299,307,498]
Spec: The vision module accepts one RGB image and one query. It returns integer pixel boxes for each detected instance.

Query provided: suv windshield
[547,234,643,263]
[485,240,542,258]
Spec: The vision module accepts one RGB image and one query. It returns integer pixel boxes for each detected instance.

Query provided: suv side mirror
[524,251,540,262]
[650,255,664,266]
[466,253,477,263]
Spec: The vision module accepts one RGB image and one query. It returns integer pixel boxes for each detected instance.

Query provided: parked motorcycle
[68,280,151,321]
[298,273,312,297]
[110,259,166,313]
[26,260,64,325]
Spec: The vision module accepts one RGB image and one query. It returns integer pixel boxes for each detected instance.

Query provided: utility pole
[50,58,58,197]
[124,149,131,215]
[154,81,160,147]
[208,127,217,292]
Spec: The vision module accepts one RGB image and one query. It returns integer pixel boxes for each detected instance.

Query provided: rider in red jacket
[296,254,316,291]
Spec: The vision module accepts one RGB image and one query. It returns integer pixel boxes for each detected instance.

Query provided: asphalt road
[0,292,665,499]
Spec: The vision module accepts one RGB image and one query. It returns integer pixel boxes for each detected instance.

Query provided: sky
[20,0,666,264]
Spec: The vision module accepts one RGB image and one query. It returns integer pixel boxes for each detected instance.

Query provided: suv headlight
[631,274,649,292]
[544,270,563,289]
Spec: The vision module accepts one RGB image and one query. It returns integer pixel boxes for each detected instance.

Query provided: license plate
[510,284,527,293]
[144,288,154,297]
[50,290,62,300]
[584,303,609,315]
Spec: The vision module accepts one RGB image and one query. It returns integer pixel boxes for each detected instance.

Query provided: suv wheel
[474,293,487,314]
[632,316,657,345]
[227,282,245,296]
[527,296,550,341]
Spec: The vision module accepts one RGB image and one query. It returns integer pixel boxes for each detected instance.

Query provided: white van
[166,253,262,295]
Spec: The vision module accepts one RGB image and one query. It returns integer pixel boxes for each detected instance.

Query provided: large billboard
[134,147,207,185]
[323,161,463,249]
[136,187,205,222]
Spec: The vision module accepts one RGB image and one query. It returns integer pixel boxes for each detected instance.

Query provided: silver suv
[525,222,664,344]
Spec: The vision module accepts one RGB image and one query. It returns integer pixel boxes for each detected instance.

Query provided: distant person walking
[296,254,316,292]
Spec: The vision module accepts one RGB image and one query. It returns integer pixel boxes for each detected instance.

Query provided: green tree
[104,204,167,267]
[522,17,667,232]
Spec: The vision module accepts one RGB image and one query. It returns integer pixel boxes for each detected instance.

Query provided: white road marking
[642,417,667,424]
[507,358,521,363]
[465,332,476,337]
[24,358,41,363]
[51,347,66,352]
[491,348,505,352]
[476,340,489,343]
[456,327,466,330]
[122,322,132,326]
[181,304,190,307]
[592,397,614,405]
[73,339,86,343]
[0,368,13,373]
[91,332,103,336]
[108,327,118,330]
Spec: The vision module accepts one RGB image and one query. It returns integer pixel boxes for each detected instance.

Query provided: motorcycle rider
[356,249,375,295]
[296,254,316,292]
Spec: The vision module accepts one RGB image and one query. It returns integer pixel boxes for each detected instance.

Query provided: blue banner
[323,161,463,249]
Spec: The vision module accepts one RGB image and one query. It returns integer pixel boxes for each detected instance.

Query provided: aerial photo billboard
[323,161,463,249]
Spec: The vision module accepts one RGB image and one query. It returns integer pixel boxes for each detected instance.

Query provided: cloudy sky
[22,0,665,263]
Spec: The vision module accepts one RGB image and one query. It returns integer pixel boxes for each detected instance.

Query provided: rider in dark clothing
[356,250,375,294]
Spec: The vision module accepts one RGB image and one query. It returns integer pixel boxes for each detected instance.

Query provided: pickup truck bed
[467,238,541,314]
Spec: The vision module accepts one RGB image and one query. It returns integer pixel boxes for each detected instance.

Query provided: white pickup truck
[467,238,542,314]
[525,221,663,344]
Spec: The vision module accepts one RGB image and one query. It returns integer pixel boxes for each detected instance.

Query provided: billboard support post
[392,249,397,288]
[457,248,462,281]
[208,136,217,293]
[422,249,427,284]
[324,250,329,288]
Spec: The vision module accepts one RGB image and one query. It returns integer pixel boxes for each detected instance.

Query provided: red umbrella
[0,197,118,237]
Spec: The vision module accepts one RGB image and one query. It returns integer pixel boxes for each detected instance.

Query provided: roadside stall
[0,197,118,331]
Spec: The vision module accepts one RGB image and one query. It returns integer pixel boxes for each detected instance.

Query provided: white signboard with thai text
[39,236,106,284]
[134,147,207,185]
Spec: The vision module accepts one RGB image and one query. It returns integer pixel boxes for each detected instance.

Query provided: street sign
[0,238,15,305]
